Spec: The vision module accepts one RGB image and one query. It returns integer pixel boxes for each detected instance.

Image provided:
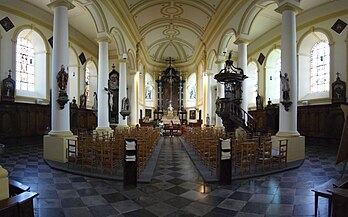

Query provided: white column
[118,55,128,126]
[96,36,112,132]
[276,2,301,137]
[48,0,74,136]
[44,0,75,164]
[130,71,138,126]
[215,58,225,127]
[235,38,249,113]
[205,72,213,125]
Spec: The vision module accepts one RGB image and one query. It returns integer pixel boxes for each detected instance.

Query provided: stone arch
[76,0,108,34]
[110,27,127,55]
[297,27,334,52]
[207,49,217,71]
[217,28,237,54]
[127,49,136,72]
[12,24,49,53]
[238,0,277,36]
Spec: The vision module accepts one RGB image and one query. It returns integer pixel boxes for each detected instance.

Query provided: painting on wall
[145,108,152,118]
[189,110,196,120]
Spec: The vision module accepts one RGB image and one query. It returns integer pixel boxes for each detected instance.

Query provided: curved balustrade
[216,98,256,133]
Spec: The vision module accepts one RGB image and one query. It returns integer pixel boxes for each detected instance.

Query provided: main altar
[154,59,186,125]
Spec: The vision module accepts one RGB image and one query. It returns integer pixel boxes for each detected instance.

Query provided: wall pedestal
[44,135,77,163]
[271,135,305,162]
[0,166,9,200]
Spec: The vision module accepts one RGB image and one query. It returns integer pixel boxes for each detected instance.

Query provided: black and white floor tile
[0,136,346,217]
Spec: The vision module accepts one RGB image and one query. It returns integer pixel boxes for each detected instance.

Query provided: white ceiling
[20,0,335,65]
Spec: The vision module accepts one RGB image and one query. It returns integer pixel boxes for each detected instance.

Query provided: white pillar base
[94,127,114,137]
[117,124,130,129]
[276,130,300,137]
[43,135,77,163]
[0,166,9,200]
[271,135,305,162]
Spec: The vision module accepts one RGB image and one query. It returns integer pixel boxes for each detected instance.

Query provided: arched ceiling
[19,0,337,66]
[122,0,222,64]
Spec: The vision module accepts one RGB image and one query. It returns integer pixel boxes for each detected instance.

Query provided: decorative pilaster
[275,1,301,137]
[118,55,128,126]
[44,0,76,163]
[96,36,112,133]
[235,37,249,113]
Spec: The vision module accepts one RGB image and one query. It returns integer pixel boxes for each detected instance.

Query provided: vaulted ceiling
[19,0,337,66]
[122,0,222,63]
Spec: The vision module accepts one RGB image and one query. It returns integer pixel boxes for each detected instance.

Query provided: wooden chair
[272,139,288,168]
[236,141,257,176]
[256,140,272,171]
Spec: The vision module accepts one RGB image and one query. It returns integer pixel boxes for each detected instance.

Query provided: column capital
[129,71,137,76]
[215,55,225,64]
[205,71,214,76]
[275,1,302,14]
[234,36,250,45]
[96,36,110,43]
[118,58,128,64]
[47,0,75,10]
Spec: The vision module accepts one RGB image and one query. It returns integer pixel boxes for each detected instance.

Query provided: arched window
[247,61,258,108]
[298,32,330,100]
[310,41,330,93]
[265,49,281,104]
[15,29,47,99]
[85,61,97,108]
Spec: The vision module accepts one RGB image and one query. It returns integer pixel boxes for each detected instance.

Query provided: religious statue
[92,92,97,111]
[121,97,129,111]
[56,65,69,109]
[57,65,68,91]
[79,88,87,109]
[280,72,292,111]
[280,72,290,101]
[256,92,263,110]
[109,92,114,111]
[1,69,15,102]
[206,114,210,126]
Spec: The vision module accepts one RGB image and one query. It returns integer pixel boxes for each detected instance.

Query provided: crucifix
[166,57,175,111]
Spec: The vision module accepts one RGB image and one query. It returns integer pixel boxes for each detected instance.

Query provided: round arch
[217,28,237,55]
[110,27,127,55]
[238,0,276,36]
[207,49,217,71]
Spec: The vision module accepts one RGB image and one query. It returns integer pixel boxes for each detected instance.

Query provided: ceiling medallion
[163,28,179,36]
[161,5,183,16]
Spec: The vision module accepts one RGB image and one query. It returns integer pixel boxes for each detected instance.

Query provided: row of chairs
[66,127,160,176]
[183,127,288,177]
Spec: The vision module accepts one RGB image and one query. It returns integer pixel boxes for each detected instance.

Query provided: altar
[154,58,186,124]
[162,108,181,125]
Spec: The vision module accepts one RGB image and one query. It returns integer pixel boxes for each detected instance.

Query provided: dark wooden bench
[0,180,38,217]
[312,178,348,217]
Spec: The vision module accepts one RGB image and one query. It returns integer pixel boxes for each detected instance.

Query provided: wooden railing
[216,98,256,133]
[0,180,38,217]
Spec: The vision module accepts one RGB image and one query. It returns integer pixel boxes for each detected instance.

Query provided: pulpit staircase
[216,98,256,133]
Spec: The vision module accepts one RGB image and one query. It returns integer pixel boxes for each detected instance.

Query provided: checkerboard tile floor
[0,137,346,217]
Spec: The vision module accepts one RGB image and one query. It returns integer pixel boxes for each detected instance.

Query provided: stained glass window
[16,37,35,91]
[310,41,330,93]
